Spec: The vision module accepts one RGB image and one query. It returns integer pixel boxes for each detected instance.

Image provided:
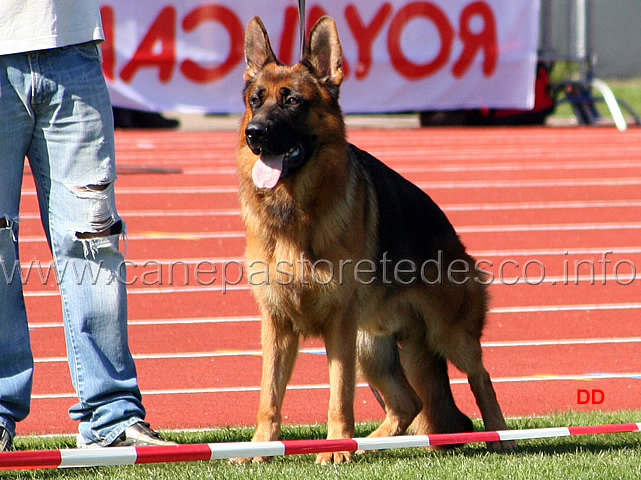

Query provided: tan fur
[234,16,514,465]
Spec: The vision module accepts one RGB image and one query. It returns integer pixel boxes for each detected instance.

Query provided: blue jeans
[0,42,145,445]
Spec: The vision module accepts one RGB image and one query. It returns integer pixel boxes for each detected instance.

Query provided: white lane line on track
[21,270,641,297]
[158,159,641,175]
[19,273,641,299]
[491,302,641,313]
[22,186,239,195]
[31,372,641,399]
[442,199,641,212]
[18,231,246,243]
[18,176,641,196]
[28,316,263,329]
[394,159,641,173]
[457,222,641,233]
[470,246,641,257]
[15,199,641,221]
[32,337,641,364]
[415,178,641,190]
[21,300,641,328]
[15,221,641,243]
[15,247,641,278]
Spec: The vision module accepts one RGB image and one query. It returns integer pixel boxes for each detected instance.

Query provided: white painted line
[31,374,641,400]
[21,186,239,196]
[470,246,641,257]
[18,231,246,243]
[416,177,641,190]
[18,220,641,244]
[396,160,641,174]
[444,199,641,212]
[19,176,641,197]
[15,199,641,222]
[21,267,640,298]
[18,209,242,220]
[482,337,641,348]
[29,316,261,329]
[23,284,248,298]
[457,222,641,233]
[32,337,641,364]
[491,302,641,314]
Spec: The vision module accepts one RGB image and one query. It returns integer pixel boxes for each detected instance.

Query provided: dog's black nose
[245,123,268,155]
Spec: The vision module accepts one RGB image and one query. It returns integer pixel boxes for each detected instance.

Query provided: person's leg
[27,43,145,446]
[0,53,37,445]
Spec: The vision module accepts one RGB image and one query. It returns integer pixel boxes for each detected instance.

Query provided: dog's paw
[229,456,272,464]
[487,440,517,452]
[229,456,251,465]
[315,451,353,465]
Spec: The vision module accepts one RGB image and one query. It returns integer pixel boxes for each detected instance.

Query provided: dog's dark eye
[250,96,261,107]
[285,96,300,106]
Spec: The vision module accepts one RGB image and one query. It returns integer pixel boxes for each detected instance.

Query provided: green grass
[3,410,641,479]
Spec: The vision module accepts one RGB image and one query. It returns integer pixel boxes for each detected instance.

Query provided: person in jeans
[0,0,175,451]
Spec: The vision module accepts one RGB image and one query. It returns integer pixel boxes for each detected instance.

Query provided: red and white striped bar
[1,422,639,470]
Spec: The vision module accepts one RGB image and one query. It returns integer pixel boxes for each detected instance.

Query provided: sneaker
[78,422,176,448]
[0,427,12,451]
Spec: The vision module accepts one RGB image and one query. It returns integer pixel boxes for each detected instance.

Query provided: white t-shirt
[0,0,104,55]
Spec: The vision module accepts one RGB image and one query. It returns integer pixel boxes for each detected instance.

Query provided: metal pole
[298,0,306,60]
[576,0,587,82]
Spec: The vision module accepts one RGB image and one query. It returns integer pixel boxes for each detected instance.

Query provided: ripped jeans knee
[65,182,121,239]
[0,215,19,243]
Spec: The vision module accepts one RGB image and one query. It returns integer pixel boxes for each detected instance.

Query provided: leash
[298,0,306,60]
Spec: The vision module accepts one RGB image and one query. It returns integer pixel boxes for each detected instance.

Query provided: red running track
[15,126,641,436]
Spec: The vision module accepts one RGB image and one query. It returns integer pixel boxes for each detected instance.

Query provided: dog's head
[240,16,345,190]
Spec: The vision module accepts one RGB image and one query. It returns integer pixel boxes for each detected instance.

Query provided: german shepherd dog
[236,16,515,464]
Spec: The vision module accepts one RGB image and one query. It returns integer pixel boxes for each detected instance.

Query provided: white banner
[100,1,540,113]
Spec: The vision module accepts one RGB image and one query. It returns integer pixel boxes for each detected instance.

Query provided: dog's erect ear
[306,16,344,91]
[244,17,277,81]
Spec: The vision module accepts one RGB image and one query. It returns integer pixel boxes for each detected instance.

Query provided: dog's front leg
[316,306,358,465]
[233,313,299,463]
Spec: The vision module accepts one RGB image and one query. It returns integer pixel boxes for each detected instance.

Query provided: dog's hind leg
[398,339,474,446]
[436,326,516,451]
[357,332,422,439]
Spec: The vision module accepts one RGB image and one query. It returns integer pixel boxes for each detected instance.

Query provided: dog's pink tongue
[252,154,284,189]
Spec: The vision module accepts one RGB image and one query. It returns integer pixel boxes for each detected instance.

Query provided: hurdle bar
[1,422,640,470]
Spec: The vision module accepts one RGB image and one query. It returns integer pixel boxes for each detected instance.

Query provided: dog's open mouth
[252,144,305,189]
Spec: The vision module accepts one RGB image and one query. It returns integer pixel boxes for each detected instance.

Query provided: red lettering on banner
[300,5,351,76]
[452,1,497,78]
[120,6,177,83]
[345,3,392,79]
[100,6,115,81]
[306,5,330,38]
[278,6,300,65]
[102,1,504,86]
[387,2,454,80]
[277,6,336,67]
[180,5,244,83]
